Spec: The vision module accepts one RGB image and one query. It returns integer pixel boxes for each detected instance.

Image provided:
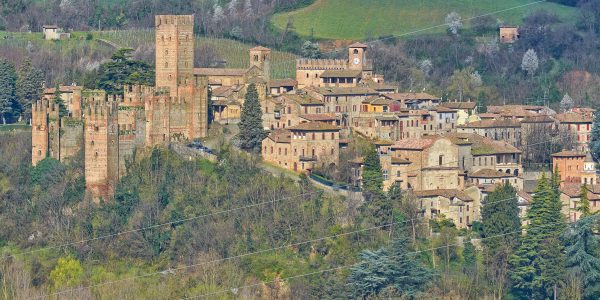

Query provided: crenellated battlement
[296,58,348,70]
[155,15,194,27]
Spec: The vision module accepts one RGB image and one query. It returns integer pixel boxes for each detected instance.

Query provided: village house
[42,25,70,40]
[439,101,477,125]
[382,92,440,109]
[499,25,519,43]
[560,183,600,222]
[555,111,594,153]
[486,105,554,120]
[552,151,597,187]
[414,188,481,229]
[269,79,297,95]
[262,93,326,130]
[457,119,522,147]
[261,122,340,173]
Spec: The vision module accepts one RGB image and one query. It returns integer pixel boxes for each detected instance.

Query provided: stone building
[32,15,213,200]
[457,119,522,147]
[42,25,70,40]
[555,111,593,153]
[561,183,600,222]
[261,122,340,173]
[414,188,481,229]
[499,26,519,43]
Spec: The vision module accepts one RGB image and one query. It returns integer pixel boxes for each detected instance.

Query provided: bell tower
[348,42,367,71]
[155,15,194,97]
[249,46,271,86]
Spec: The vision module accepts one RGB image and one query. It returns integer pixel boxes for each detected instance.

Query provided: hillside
[272,0,577,40]
[0,30,297,85]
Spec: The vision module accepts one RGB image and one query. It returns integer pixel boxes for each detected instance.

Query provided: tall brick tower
[155,15,194,98]
[348,42,368,71]
[249,46,271,86]
[84,100,119,201]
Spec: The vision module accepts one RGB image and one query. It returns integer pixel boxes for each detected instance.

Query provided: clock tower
[348,42,368,71]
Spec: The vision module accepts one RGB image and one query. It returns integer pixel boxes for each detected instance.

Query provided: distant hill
[271,0,577,40]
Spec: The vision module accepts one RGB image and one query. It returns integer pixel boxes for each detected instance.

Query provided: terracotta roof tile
[555,112,593,123]
[249,46,271,51]
[440,102,476,110]
[458,119,520,128]
[270,79,297,87]
[348,42,368,48]
[299,113,337,121]
[471,168,513,178]
[413,189,473,201]
[391,138,436,150]
[551,150,586,157]
[267,129,291,143]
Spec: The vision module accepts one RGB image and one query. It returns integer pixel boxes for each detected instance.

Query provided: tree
[560,93,574,112]
[521,49,539,77]
[238,83,265,150]
[591,110,600,162]
[510,174,566,299]
[53,85,68,118]
[16,58,44,122]
[563,216,600,299]
[348,231,432,298]
[577,184,592,218]
[0,58,19,124]
[446,67,484,101]
[481,183,521,299]
[300,41,320,58]
[95,48,154,95]
[49,256,84,290]
[445,12,462,35]
[361,146,383,196]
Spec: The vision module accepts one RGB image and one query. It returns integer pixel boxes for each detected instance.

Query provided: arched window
[353,49,359,54]
[165,62,168,68]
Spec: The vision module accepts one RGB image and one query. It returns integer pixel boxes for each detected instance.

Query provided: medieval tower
[155,15,194,98]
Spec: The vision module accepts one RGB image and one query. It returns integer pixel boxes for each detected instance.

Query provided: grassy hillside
[97,30,298,79]
[272,0,577,40]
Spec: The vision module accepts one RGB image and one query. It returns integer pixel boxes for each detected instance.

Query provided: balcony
[299,155,317,161]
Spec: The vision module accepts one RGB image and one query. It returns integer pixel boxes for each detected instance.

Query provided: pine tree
[591,110,600,162]
[16,58,44,122]
[0,58,19,124]
[563,216,600,299]
[238,83,265,150]
[53,85,68,118]
[348,231,432,298]
[362,146,383,195]
[481,183,521,298]
[510,174,566,298]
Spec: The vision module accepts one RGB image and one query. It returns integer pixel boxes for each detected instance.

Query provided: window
[383,170,389,180]
[254,55,259,61]
[306,73,309,78]
[331,148,334,155]
[331,133,334,139]
[439,155,443,166]
[312,133,316,140]
[285,148,287,155]
[353,49,359,54]
[322,132,325,139]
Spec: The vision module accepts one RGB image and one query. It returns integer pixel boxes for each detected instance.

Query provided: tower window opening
[353,49,359,54]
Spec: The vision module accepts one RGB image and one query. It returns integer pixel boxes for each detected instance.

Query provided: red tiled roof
[249,46,270,51]
[270,79,297,87]
[458,119,520,128]
[391,138,436,150]
[561,183,600,200]
[413,189,473,201]
[471,168,514,178]
[348,42,368,48]
[383,92,439,101]
[266,129,291,143]
[551,150,586,157]
[440,102,476,110]
[555,112,593,123]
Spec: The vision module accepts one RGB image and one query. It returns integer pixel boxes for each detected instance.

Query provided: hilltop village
[32,14,598,229]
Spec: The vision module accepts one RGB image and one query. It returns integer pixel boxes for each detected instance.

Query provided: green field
[97,30,298,79]
[272,0,577,40]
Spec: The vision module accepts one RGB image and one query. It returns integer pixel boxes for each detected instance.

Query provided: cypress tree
[510,174,566,298]
[481,182,520,297]
[238,83,265,151]
[591,110,600,162]
[16,58,44,122]
[0,58,19,124]
[564,216,600,299]
[362,145,383,195]
[578,184,592,218]
[53,85,68,118]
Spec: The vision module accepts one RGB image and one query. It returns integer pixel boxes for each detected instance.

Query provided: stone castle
[31,15,271,200]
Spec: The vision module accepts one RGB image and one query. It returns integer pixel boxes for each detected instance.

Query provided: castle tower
[155,15,194,98]
[249,46,271,86]
[84,101,119,201]
[348,42,368,71]
[31,100,50,166]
